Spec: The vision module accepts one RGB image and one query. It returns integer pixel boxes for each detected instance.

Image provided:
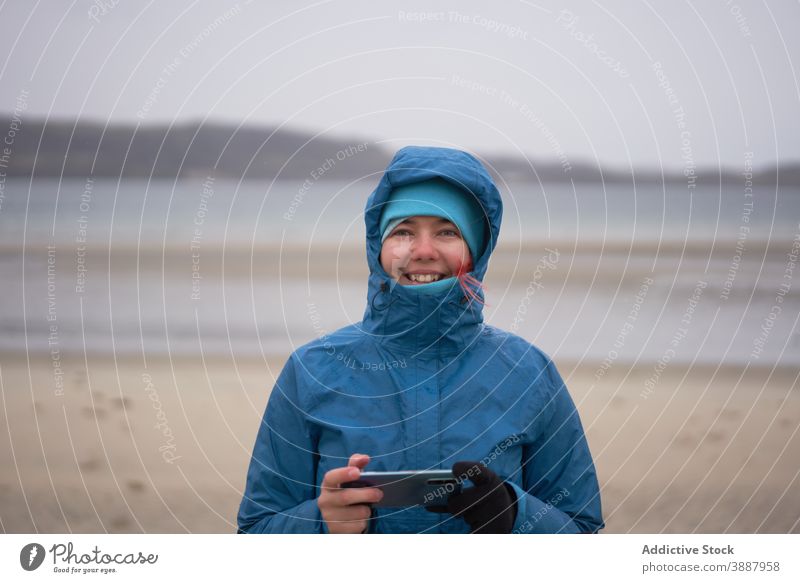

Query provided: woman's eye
[440,229,459,237]
[392,229,412,237]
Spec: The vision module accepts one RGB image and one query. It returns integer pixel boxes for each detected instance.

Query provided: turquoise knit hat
[379,178,487,262]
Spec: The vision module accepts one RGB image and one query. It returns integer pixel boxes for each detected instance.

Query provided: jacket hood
[361,146,503,355]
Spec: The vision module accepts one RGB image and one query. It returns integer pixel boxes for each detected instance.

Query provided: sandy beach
[1,353,797,534]
[2,181,798,534]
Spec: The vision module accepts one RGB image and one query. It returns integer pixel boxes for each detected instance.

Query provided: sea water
[0,177,797,368]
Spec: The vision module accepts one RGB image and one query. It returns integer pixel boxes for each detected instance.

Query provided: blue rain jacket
[238,146,604,534]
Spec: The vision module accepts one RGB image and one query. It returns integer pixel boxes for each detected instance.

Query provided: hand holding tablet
[342,469,462,508]
[324,455,515,534]
[318,454,383,534]
[341,459,518,534]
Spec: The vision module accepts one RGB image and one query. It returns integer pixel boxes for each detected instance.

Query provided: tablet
[341,470,461,508]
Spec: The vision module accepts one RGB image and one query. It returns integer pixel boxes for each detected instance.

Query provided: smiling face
[379,215,473,285]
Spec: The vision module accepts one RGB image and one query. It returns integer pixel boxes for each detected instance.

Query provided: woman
[238,146,604,534]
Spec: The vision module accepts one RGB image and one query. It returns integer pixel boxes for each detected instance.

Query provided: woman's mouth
[403,272,444,284]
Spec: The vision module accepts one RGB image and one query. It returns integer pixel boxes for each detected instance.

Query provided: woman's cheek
[455,255,473,276]
[381,246,408,278]
[379,248,394,276]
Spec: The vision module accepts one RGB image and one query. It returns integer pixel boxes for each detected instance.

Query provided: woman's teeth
[407,273,442,283]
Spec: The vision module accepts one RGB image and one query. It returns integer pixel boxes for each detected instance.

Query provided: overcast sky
[1,0,798,171]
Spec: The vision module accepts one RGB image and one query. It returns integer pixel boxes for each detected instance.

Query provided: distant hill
[1,116,798,186]
[0,117,390,180]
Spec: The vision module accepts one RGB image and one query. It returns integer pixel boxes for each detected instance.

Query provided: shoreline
[3,351,798,377]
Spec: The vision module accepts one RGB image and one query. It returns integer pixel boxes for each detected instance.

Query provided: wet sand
[1,354,797,533]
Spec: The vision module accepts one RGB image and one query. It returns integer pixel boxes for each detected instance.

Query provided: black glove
[427,461,518,533]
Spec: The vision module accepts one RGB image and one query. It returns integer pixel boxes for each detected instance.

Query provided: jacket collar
[361,271,484,357]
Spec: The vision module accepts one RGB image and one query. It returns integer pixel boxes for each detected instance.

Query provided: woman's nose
[410,233,437,260]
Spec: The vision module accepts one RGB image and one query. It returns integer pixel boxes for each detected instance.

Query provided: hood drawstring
[456,262,486,306]
[372,281,396,311]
